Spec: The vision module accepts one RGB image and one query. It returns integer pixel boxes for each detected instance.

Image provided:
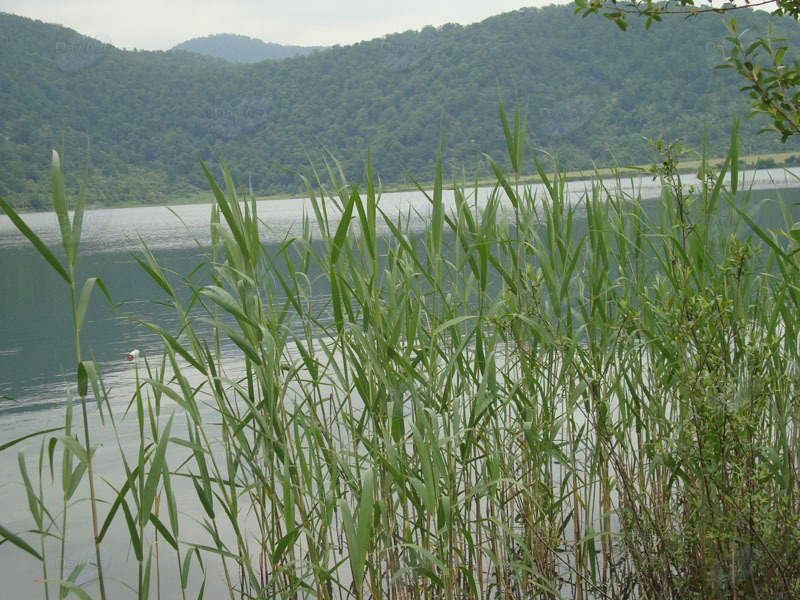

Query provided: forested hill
[172,34,325,63]
[1,6,799,209]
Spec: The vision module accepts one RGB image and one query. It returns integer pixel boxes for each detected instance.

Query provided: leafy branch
[719,21,800,140]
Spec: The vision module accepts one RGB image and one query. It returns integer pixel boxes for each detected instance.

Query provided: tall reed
[1,104,798,599]
[0,150,112,599]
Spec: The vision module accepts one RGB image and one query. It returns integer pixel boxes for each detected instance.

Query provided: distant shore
[7,149,800,215]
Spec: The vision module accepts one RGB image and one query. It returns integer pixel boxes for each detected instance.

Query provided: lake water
[1,168,799,598]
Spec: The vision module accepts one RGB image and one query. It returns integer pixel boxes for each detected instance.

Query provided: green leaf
[50,579,93,600]
[51,150,74,267]
[0,427,63,453]
[272,528,301,564]
[77,361,88,398]
[65,460,88,501]
[485,154,518,209]
[730,117,739,196]
[134,319,204,373]
[0,195,71,284]
[337,499,359,587]
[141,413,174,524]
[59,436,89,464]
[70,150,90,258]
[388,400,404,443]
[199,286,260,330]
[181,550,194,589]
[330,184,357,265]
[121,501,143,561]
[730,202,794,265]
[74,277,112,332]
[431,145,444,259]
[523,421,538,453]
[149,513,178,550]
[497,91,526,179]
[790,221,800,242]
[356,469,375,567]
[141,551,153,600]
[192,475,216,519]
[199,159,251,263]
[98,472,137,542]
[18,451,43,528]
[131,240,174,298]
[0,523,43,560]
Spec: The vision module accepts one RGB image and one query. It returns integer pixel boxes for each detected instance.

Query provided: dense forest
[172,34,326,63]
[1,5,800,209]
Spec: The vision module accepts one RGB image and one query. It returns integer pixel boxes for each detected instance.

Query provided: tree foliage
[575,0,800,139]
[1,6,800,208]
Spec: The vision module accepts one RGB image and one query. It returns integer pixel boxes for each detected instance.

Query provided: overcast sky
[0,0,573,50]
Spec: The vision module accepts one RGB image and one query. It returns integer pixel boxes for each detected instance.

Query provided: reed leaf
[0,195,71,284]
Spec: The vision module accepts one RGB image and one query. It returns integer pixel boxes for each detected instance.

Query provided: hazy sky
[0,0,573,50]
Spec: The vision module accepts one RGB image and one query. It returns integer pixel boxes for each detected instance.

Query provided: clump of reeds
[1,105,798,599]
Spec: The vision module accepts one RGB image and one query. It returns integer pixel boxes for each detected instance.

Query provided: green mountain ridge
[172,33,327,63]
[1,6,799,209]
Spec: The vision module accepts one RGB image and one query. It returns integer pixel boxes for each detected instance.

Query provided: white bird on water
[126,349,139,362]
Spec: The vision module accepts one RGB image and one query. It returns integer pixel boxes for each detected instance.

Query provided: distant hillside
[1,7,800,209]
[172,33,326,63]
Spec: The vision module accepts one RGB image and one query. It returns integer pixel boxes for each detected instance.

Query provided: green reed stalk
[0,150,113,600]
[3,104,800,599]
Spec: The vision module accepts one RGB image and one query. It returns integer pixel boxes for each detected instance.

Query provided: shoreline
[5,151,800,216]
